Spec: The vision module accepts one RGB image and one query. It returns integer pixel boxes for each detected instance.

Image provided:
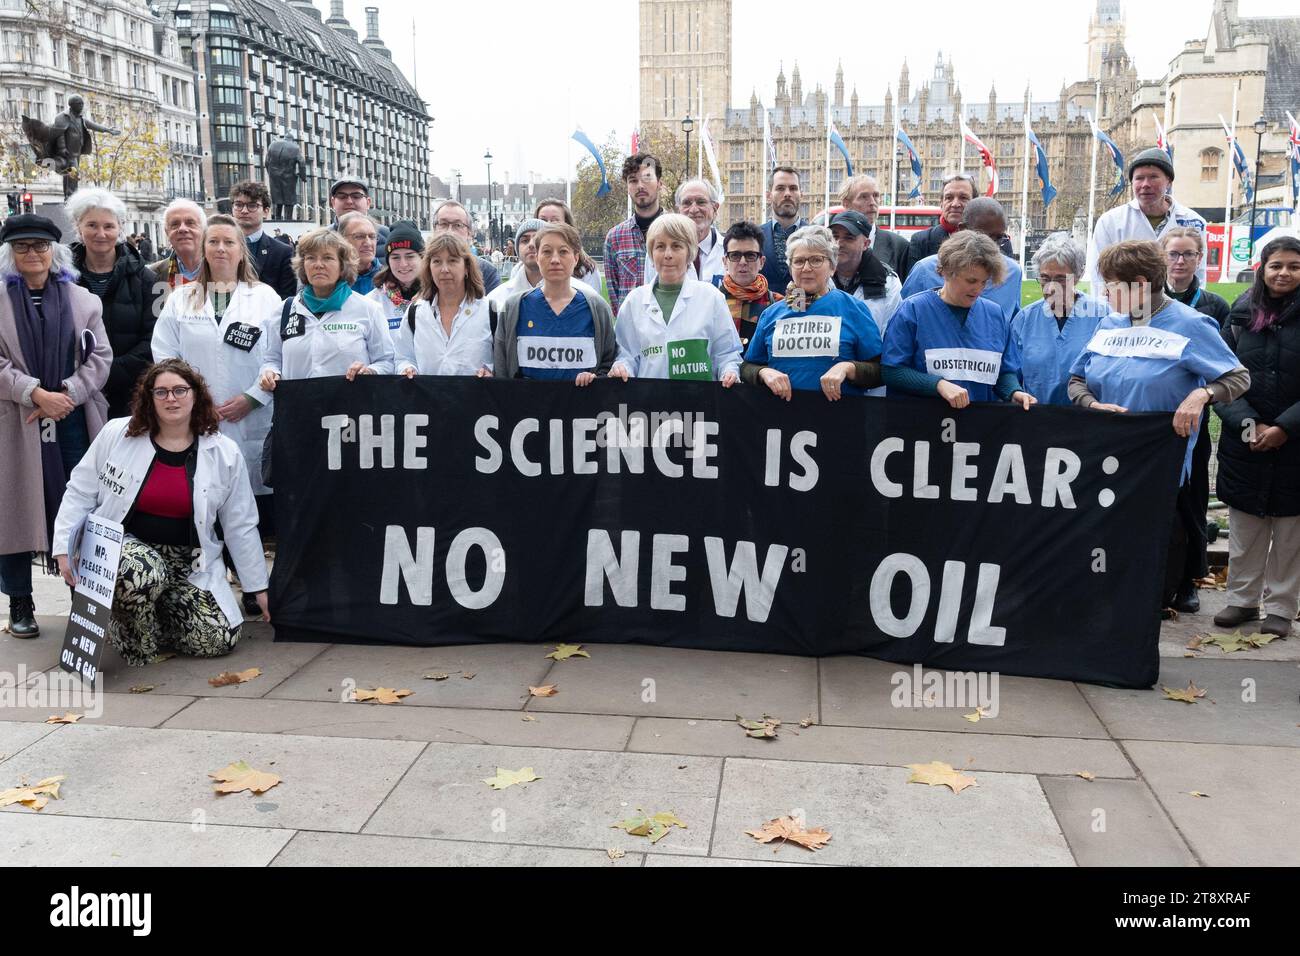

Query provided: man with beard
[760,167,807,293]
[603,153,665,314]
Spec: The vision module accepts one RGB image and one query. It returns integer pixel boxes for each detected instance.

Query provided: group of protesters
[1,143,1298,665]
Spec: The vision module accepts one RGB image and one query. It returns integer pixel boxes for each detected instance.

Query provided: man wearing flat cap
[329,177,389,264]
[1084,147,1207,291]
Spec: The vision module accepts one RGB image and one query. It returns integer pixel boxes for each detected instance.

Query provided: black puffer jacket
[1215,291,1300,516]
[72,241,161,417]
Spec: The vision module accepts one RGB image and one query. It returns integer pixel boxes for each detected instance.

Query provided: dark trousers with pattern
[110,540,240,666]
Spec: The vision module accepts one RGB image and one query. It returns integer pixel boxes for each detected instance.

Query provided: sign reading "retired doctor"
[269,378,1184,687]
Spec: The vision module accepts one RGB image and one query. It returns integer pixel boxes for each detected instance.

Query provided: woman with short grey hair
[1010,232,1111,406]
[66,187,162,417]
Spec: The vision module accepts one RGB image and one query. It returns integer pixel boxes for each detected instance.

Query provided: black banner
[270,378,1184,687]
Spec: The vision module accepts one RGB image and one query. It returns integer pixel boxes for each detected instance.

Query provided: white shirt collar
[246,228,264,243]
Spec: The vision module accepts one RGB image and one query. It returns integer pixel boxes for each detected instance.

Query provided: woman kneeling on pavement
[1212,236,1300,638]
[53,360,269,665]
[741,224,883,401]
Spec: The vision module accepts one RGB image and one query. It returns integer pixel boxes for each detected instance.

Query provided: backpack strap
[407,301,419,333]
[279,296,295,335]
[488,302,499,336]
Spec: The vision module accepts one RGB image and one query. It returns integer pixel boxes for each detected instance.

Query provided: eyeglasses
[435,219,470,232]
[791,255,829,269]
[10,240,50,254]
[679,197,714,208]
[333,191,367,202]
[1166,250,1200,261]
[725,251,761,263]
[151,386,192,400]
[231,201,262,211]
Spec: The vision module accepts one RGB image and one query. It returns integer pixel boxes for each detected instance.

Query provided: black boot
[6,596,39,638]
[1172,581,1200,614]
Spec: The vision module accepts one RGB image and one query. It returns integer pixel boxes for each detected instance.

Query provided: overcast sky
[334,0,1296,185]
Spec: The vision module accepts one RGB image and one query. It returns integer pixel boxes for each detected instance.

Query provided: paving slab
[0,694,196,728]
[0,813,293,866]
[0,720,61,762]
[819,657,1108,738]
[363,743,721,856]
[628,718,1134,777]
[1038,777,1195,867]
[1123,740,1300,866]
[163,697,634,751]
[97,627,329,698]
[0,623,65,680]
[271,830,644,866]
[266,643,552,710]
[709,757,1074,866]
[524,645,818,720]
[0,724,426,833]
[1080,659,1300,746]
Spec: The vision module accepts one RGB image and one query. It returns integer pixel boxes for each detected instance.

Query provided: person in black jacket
[905,173,976,270]
[230,180,297,300]
[1212,236,1300,638]
[1160,226,1232,611]
[66,188,161,418]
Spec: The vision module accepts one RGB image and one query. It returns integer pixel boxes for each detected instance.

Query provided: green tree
[571,131,627,245]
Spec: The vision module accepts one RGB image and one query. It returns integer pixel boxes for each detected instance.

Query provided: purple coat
[0,279,111,553]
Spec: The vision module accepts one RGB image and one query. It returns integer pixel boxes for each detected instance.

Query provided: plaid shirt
[603,216,649,315]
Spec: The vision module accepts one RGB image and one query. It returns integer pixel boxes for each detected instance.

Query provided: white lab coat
[643,226,726,287]
[365,286,411,333]
[52,418,267,629]
[393,297,494,376]
[152,281,279,496]
[614,278,743,380]
[1085,198,1208,291]
[261,289,395,381]
[842,271,903,339]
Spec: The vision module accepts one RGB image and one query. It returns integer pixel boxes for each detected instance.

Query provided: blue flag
[896,126,923,199]
[1026,125,1057,207]
[829,121,853,176]
[571,129,611,197]
[1092,124,1126,197]
[1230,138,1255,203]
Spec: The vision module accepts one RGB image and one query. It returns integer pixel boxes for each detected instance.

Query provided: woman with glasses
[52,360,269,665]
[1069,240,1248,613]
[0,214,112,638]
[1011,233,1111,406]
[741,225,883,401]
[882,231,1035,410]
[716,221,783,352]
[610,214,742,384]
[1161,228,1230,327]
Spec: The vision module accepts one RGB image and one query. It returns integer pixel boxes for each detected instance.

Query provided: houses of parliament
[638,0,1299,233]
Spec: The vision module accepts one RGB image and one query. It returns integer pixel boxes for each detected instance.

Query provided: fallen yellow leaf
[461,672,476,680]
[353,687,412,704]
[423,672,450,681]
[528,684,558,697]
[606,847,626,860]
[1076,771,1096,782]
[0,775,65,811]
[905,761,978,794]
[45,713,83,724]
[1187,791,1211,798]
[736,714,781,739]
[483,767,540,790]
[1162,681,1207,704]
[209,761,280,795]
[521,715,537,722]
[962,706,991,723]
[745,815,832,851]
[128,684,155,694]
[208,667,262,687]
[545,643,590,661]
[611,810,686,843]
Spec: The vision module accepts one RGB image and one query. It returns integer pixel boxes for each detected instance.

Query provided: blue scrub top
[882,289,1020,403]
[900,253,1023,320]
[516,286,596,380]
[1011,294,1112,406]
[1069,298,1239,482]
[744,289,883,394]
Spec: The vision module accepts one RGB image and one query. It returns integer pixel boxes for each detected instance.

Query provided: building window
[999,140,1015,157]
[730,143,744,162]
[932,142,945,159]
[796,143,811,160]
[1200,148,1221,182]
[729,170,744,193]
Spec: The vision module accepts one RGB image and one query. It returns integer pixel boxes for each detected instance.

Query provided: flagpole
[890,123,900,231]
[1020,112,1031,269]
[1223,85,1238,272]
[1086,110,1099,255]
[824,99,832,223]
[697,83,704,179]
[958,106,966,173]
[566,91,573,209]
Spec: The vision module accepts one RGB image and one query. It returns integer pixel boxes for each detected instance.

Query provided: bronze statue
[265,132,307,220]
[22,95,121,198]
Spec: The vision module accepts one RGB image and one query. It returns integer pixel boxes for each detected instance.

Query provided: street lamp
[681,114,694,177]
[1249,116,1267,263]
[484,148,494,250]
[453,169,462,203]
[252,110,266,182]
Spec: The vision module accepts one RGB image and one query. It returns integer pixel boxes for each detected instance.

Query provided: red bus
[813,205,941,236]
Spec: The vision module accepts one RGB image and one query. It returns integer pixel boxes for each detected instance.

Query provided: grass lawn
[1020,280,1251,307]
